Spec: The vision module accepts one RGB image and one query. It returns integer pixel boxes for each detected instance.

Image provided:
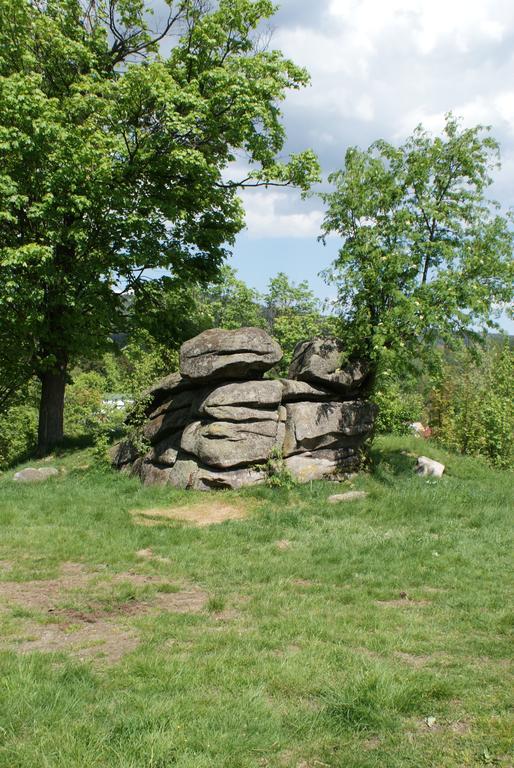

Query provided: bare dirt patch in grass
[130,500,250,527]
[375,598,431,608]
[276,539,291,550]
[0,562,91,611]
[363,737,381,750]
[13,619,140,663]
[135,548,171,564]
[0,563,207,662]
[394,650,432,668]
[292,578,316,588]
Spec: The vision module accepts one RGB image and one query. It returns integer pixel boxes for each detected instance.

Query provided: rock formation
[112,327,377,489]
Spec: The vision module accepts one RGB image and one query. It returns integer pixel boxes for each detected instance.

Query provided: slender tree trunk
[37,357,67,456]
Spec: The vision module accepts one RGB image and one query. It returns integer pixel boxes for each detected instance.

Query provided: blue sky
[225,0,514,332]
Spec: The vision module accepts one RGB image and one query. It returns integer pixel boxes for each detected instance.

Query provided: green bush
[0,396,38,470]
[64,371,126,442]
[373,380,425,435]
[429,341,513,469]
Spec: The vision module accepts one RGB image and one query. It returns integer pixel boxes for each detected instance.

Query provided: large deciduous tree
[0,0,319,453]
[321,114,513,386]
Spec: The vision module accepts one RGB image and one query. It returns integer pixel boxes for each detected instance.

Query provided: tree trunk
[37,360,67,456]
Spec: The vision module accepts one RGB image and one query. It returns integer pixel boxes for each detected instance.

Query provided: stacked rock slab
[112,328,377,490]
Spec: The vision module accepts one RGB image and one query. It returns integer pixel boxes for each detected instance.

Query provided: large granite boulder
[282,401,377,457]
[180,327,282,382]
[114,329,377,489]
[289,339,369,394]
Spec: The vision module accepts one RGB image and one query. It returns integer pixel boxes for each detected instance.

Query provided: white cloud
[242,190,324,239]
[397,89,514,140]
[268,0,514,215]
[327,0,506,55]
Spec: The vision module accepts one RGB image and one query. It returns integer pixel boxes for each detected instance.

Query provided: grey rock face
[147,431,183,466]
[143,403,194,444]
[283,401,377,457]
[147,389,198,421]
[197,380,282,420]
[289,339,369,394]
[114,330,376,489]
[110,440,139,468]
[167,453,265,490]
[284,454,340,482]
[13,467,59,483]
[180,327,282,381]
[280,379,334,403]
[181,419,281,469]
[146,371,196,404]
[285,448,361,482]
[140,461,174,487]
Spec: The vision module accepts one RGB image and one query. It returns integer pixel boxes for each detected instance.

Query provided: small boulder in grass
[415,456,445,478]
[14,467,59,483]
[328,491,369,504]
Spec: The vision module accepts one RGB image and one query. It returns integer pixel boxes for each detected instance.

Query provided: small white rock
[415,457,445,478]
[328,491,369,504]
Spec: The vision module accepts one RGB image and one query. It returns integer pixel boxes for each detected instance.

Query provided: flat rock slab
[181,419,280,469]
[328,491,369,503]
[285,454,340,482]
[145,372,198,410]
[130,502,249,527]
[198,380,282,421]
[280,379,335,403]
[166,454,265,490]
[180,327,282,382]
[13,467,59,483]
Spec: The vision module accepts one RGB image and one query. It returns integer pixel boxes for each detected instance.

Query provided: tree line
[0,0,512,457]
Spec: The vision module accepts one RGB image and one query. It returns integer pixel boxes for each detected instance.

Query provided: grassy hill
[0,436,512,767]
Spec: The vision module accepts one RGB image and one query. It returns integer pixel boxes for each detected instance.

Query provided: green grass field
[0,436,512,767]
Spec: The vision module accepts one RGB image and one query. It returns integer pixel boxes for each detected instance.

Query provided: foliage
[64,370,126,441]
[262,272,338,374]
[0,397,38,469]
[106,331,179,398]
[429,340,513,469]
[0,435,512,766]
[198,265,266,330]
[0,0,319,448]
[263,446,297,488]
[321,114,514,380]
[374,378,425,435]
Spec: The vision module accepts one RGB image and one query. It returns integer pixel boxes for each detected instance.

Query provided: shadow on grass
[370,445,416,483]
[5,432,122,470]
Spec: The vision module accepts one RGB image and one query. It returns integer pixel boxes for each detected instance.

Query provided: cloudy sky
[230,0,514,328]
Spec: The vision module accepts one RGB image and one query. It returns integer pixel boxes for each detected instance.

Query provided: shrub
[429,341,513,469]
[264,447,297,489]
[64,371,126,442]
[0,402,38,469]
[374,380,425,435]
